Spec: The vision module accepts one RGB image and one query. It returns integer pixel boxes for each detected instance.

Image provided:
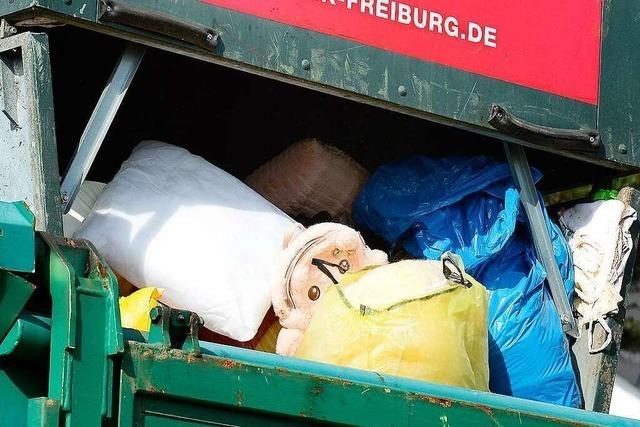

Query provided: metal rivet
[560,315,570,325]
[206,33,213,41]
[177,313,186,324]
[301,59,311,71]
[150,308,161,323]
[398,85,408,97]
[61,192,69,203]
[619,144,628,154]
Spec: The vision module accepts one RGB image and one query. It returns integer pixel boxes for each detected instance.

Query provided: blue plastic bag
[353,156,581,407]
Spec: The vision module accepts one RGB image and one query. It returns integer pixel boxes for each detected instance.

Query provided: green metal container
[0,208,637,426]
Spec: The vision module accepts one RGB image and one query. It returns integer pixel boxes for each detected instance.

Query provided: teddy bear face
[273,222,388,355]
[287,234,369,317]
[275,223,388,331]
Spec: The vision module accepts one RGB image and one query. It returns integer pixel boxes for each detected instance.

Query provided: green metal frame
[118,339,639,426]
[598,0,640,169]
[40,232,123,425]
[0,202,36,352]
[0,0,639,423]
[0,201,35,273]
[0,272,35,344]
[3,0,639,169]
[0,200,123,427]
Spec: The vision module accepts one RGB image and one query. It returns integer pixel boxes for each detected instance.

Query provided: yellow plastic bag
[295,257,489,391]
[119,287,164,332]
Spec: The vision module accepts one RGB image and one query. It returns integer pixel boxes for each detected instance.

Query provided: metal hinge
[148,305,203,356]
[0,20,17,39]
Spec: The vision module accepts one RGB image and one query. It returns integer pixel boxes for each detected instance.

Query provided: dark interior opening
[46,26,617,194]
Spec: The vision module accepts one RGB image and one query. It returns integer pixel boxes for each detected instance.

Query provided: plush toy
[273,222,388,356]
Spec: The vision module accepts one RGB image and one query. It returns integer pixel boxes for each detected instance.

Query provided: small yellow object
[295,260,489,391]
[119,287,164,332]
[255,321,281,353]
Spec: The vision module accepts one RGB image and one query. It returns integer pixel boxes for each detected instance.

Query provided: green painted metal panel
[0,0,94,21]
[0,33,62,234]
[91,0,603,162]
[0,313,51,360]
[0,229,123,427]
[0,362,49,427]
[0,271,35,343]
[0,0,37,17]
[119,341,639,426]
[598,0,640,169]
[38,233,123,426]
[39,0,96,22]
[134,399,304,426]
[0,201,35,272]
[3,2,624,167]
[27,398,61,427]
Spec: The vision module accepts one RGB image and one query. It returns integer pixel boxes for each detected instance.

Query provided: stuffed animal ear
[283,223,306,249]
[364,248,390,267]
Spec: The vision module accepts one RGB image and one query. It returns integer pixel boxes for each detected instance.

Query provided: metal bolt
[398,85,408,97]
[8,26,16,35]
[560,315,570,325]
[205,33,219,48]
[301,59,311,71]
[150,308,161,323]
[619,144,628,154]
[106,5,112,12]
[61,192,69,203]
[177,313,186,324]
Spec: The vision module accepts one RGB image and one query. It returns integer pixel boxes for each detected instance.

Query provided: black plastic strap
[311,258,350,285]
[488,104,600,153]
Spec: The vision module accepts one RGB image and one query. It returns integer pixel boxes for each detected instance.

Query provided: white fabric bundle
[75,141,296,341]
[560,200,637,353]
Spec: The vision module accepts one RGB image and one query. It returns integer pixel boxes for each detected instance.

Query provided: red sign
[203,0,602,105]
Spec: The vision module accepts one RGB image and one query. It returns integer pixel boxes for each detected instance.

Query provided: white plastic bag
[75,141,296,341]
[560,199,637,353]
